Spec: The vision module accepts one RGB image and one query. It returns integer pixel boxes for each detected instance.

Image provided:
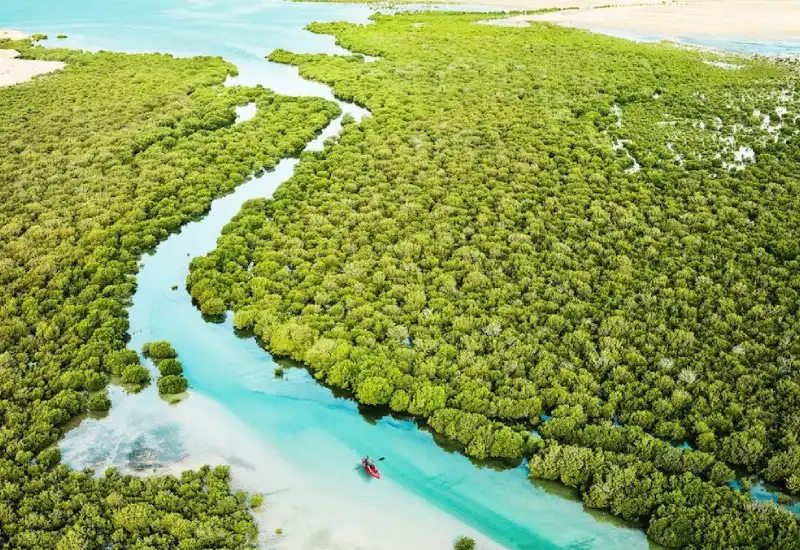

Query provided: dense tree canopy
[187,13,800,547]
[0,39,338,548]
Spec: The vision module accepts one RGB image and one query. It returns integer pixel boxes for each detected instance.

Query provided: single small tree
[157,358,183,376]
[157,374,188,395]
[121,364,150,386]
[142,340,177,360]
[454,536,476,550]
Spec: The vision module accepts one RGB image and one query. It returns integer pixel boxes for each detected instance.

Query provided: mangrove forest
[186,13,800,548]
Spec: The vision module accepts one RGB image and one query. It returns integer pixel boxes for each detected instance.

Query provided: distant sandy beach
[0,29,64,87]
[417,0,667,8]
[488,0,800,43]
[0,29,27,40]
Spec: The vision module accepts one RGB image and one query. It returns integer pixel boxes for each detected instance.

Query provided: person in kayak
[361,456,381,479]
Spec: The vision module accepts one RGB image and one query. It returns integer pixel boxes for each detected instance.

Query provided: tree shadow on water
[210,329,528,475]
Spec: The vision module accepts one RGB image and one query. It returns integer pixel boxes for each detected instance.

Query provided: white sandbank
[61,387,497,550]
[487,1,800,43]
[162,395,497,550]
[0,30,64,87]
[445,0,669,9]
[443,0,667,9]
[1,29,27,40]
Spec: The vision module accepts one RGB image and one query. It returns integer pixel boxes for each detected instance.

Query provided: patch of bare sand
[487,1,800,42]
[0,30,64,87]
[0,29,28,40]
[0,50,64,87]
[446,0,668,9]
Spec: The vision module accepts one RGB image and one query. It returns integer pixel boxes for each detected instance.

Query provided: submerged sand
[61,387,498,550]
[0,30,64,87]
[488,0,800,43]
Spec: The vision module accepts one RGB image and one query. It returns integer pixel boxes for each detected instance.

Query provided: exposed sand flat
[1,29,64,87]
[0,29,28,40]
[488,1,800,42]
[0,49,64,88]
[442,0,669,9]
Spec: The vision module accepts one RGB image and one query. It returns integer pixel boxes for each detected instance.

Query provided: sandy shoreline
[433,0,668,8]
[0,29,27,40]
[0,29,64,87]
[0,49,64,87]
[487,0,800,43]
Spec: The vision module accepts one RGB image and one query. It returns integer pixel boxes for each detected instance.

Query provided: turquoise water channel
[2,0,792,547]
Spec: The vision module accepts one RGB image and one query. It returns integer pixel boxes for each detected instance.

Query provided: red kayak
[362,458,381,479]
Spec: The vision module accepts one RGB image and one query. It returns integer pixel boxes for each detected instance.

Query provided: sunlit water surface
[2,0,793,548]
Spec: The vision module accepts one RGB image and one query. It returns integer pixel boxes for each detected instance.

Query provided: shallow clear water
[4,1,789,548]
[583,28,800,57]
[679,36,800,56]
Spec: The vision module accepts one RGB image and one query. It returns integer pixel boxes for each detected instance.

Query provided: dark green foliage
[142,340,178,360]
[766,448,800,493]
[0,38,338,548]
[274,366,285,378]
[106,349,141,377]
[157,358,184,376]
[429,408,530,459]
[157,374,189,395]
[87,391,111,412]
[454,536,476,550]
[96,466,256,548]
[529,441,799,549]
[56,34,67,39]
[121,364,150,386]
[188,13,800,547]
[144,342,185,381]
